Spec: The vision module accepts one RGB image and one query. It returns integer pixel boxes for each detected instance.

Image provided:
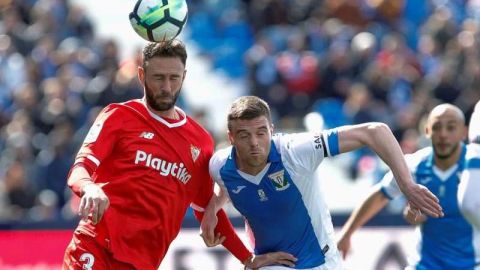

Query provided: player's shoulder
[104,99,142,117]
[92,102,131,124]
[209,146,232,172]
[405,147,433,167]
[465,143,480,159]
[211,147,231,164]
[465,143,480,169]
[185,115,213,137]
[272,132,312,149]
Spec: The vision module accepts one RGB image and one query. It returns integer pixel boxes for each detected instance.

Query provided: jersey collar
[140,99,187,128]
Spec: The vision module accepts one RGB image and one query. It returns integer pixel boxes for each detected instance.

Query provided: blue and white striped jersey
[381,143,480,269]
[209,130,341,269]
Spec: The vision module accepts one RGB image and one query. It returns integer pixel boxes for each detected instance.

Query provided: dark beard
[144,80,180,112]
[434,143,459,160]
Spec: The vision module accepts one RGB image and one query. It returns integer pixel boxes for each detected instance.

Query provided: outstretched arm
[336,122,443,218]
[337,188,389,259]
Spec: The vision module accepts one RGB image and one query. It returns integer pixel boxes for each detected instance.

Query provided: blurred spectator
[0,0,145,222]
[0,161,37,221]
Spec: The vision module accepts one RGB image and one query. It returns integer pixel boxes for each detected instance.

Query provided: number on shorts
[79,253,95,270]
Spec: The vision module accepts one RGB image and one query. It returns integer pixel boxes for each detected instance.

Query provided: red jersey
[70,99,216,269]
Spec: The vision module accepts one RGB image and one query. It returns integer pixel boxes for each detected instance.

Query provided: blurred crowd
[1,0,480,222]
[0,0,146,222]
[189,0,480,179]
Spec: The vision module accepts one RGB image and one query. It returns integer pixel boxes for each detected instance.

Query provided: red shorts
[63,231,134,270]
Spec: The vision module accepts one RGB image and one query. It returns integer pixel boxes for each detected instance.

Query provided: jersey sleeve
[68,105,123,195]
[75,104,123,168]
[274,129,339,173]
[191,135,216,210]
[208,148,230,197]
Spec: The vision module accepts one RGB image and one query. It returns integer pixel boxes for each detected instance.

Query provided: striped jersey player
[201,96,443,270]
[381,144,480,269]
[338,104,479,270]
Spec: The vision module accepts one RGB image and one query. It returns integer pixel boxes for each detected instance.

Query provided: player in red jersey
[62,40,295,270]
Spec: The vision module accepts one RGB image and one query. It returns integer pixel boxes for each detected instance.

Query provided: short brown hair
[227,96,272,131]
[142,39,187,68]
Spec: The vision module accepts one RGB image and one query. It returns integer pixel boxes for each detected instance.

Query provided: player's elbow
[364,122,392,143]
[367,122,391,134]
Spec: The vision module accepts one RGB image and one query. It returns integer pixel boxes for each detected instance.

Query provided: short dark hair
[142,39,187,68]
[227,96,272,131]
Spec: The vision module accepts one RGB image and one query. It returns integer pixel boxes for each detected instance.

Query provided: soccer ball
[129,0,188,42]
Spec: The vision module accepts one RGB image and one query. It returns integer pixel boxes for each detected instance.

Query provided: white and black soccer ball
[129,0,188,42]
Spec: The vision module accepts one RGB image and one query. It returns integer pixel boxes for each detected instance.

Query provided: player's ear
[270,123,274,135]
[424,121,431,138]
[227,130,234,145]
[138,66,145,84]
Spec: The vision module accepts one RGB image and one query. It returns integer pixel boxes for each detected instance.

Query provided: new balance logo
[232,186,246,194]
[140,132,155,139]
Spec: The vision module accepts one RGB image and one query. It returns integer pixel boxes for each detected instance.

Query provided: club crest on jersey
[258,189,268,202]
[268,170,290,191]
[190,145,201,162]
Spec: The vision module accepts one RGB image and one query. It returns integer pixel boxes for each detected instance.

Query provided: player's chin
[153,101,174,111]
[248,156,266,165]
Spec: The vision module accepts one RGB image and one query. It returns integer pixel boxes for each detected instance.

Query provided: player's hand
[200,231,225,247]
[403,203,427,225]
[200,209,222,247]
[79,183,109,225]
[244,252,297,269]
[337,232,352,259]
[402,183,443,218]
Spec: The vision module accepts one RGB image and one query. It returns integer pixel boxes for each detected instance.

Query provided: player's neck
[236,160,268,176]
[434,144,462,171]
[147,104,180,120]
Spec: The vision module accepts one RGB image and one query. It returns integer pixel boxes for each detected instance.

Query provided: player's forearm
[215,209,252,263]
[204,190,228,215]
[67,164,94,197]
[192,205,251,262]
[361,123,414,190]
[342,189,389,237]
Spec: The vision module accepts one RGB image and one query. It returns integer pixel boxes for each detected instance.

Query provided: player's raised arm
[336,122,443,218]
